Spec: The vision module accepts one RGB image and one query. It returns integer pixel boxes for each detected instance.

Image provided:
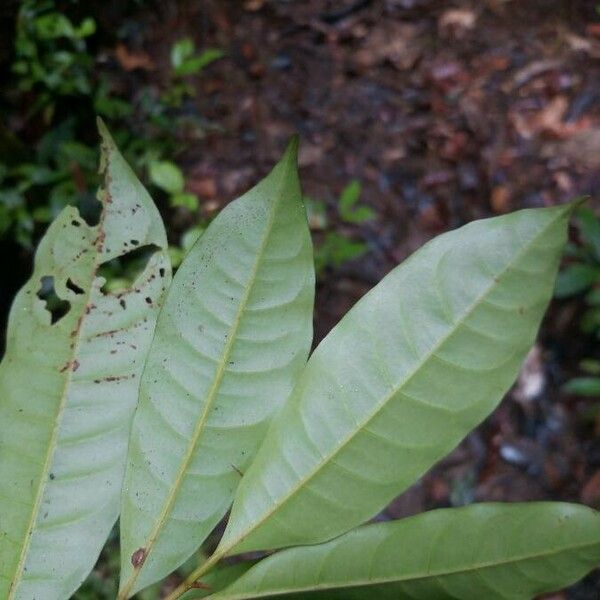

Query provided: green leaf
[205,503,600,600]
[216,204,572,557]
[580,359,600,375]
[118,137,315,597]
[171,38,195,70]
[576,206,600,262]
[174,49,224,77]
[171,192,200,211]
[321,232,368,268]
[586,287,600,306]
[149,160,185,195]
[581,306,600,334]
[563,377,600,396]
[75,17,96,38]
[0,121,171,600]
[338,180,375,224]
[554,263,600,298]
[35,13,76,39]
[170,37,223,77]
[339,179,361,207]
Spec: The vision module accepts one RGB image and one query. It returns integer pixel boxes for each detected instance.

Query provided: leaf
[171,192,200,212]
[216,204,572,557]
[118,137,315,597]
[563,377,600,396]
[0,120,171,600]
[580,359,600,375]
[204,503,600,600]
[338,180,375,224]
[171,38,195,70]
[339,180,361,209]
[576,206,600,262]
[554,263,599,298]
[149,160,185,195]
[581,306,600,334]
[174,49,224,77]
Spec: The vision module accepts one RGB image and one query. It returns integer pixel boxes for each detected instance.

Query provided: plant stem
[163,550,226,600]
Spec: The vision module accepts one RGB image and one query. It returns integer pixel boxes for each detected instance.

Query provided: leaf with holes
[0,120,171,600]
[118,138,315,597]
[200,503,600,600]
[206,203,573,562]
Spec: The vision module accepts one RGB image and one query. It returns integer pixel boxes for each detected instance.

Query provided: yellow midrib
[8,167,112,599]
[217,207,566,558]
[121,161,292,598]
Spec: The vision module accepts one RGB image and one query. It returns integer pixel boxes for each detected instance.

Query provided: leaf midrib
[121,161,293,596]
[214,537,599,599]
[221,208,566,555]
[8,170,111,599]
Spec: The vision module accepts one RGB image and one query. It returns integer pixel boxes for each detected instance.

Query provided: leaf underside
[205,503,600,600]
[218,203,572,557]
[119,138,315,596]
[0,121,171,600]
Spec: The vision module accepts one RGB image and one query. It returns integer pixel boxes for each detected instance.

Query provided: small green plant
[555,206,600,397]
[1,127,599,600]
[12,0,97,120]
[164,37,224,108]
[1,2,220,252]
[306,179,375,275]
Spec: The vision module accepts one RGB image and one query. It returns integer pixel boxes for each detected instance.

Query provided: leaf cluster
[0,127,598,600]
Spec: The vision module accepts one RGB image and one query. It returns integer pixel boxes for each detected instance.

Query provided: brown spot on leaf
[191,581,212,591]
[131,548,146,568]
[60,359,81,373]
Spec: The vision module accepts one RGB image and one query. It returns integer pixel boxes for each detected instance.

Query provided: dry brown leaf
[438,9,477,33]
[490,185,512,214]
[354,23,422,71]
[511,96,589,139]
[115,44,155,71]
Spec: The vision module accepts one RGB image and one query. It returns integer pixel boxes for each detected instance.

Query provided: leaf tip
[283,134,300,165]
[569,196,590,211]
[96,117,117,154]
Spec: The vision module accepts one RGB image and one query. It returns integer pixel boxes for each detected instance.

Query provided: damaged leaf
[0,120,171,600]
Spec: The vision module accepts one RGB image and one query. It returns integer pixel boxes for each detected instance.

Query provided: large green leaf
[0,121,171,600]
[119,139,315,597]
[204,503,600,600]
[215,204,572,558]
